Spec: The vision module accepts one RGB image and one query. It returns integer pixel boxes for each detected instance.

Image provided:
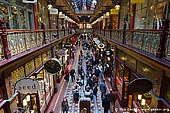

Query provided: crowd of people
[60,36,118,113]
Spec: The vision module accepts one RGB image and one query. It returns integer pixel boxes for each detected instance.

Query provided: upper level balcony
[92,29,170,61]
[1,26,170,67]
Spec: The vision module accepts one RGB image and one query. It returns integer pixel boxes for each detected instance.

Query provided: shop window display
[35,55,43,69]
[125,54,136,70]
[25,60,35,75]
[19,9,27,29]
[0,5,10,29]
[38,79,45,108]
[116,63,124,96]
[11,6,19,29]
[31,94,38,113]
[134,0,166,29]
[165,81,170,101]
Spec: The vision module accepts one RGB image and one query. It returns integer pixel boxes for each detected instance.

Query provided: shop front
[114,48,164,111]
[2,50,54,113]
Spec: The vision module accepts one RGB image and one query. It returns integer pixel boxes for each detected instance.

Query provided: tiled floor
[45,40,123,113]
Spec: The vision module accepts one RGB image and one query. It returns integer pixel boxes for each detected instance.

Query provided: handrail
[0,29,75,61]
[93,29,170,61]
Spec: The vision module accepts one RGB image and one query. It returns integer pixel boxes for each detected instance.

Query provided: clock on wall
[44,58,62,74]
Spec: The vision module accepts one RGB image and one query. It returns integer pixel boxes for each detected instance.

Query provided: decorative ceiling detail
[54,0,113,23]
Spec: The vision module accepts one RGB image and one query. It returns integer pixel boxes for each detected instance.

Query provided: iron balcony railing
[1,28,170,61]
[0,29,73,61]
[93,29,170,61]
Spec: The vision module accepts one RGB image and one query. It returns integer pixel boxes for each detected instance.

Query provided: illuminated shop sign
[64,43,71,49]
[22,0,37,3]
[98,43,105,49]
[50,8,58,14]
[104,49,113,56]
[15,78,39,94]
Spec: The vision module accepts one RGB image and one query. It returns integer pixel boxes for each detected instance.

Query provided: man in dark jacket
[106,89,117,113]
[70,69,75,82]
[102,95,110,113]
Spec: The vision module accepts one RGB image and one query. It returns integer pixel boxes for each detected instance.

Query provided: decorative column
[156,19,169,58]
[33,4,39,29]
[129,4,136,30]
[0,20,11,59]
[41,23,47,44]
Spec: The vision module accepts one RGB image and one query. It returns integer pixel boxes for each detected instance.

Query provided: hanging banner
[22,0,37,3]
[110,9,119,15]
[59,14,65,18]
[15,78,39,94]
[131,0,145,3]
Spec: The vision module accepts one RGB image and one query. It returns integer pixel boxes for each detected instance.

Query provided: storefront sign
[22,0,37,3]
[44,58,62,74]
[50,8,58,14]
[64,43,71,49]
[131,0,145,3]
[94,39,100,44]
[15,78,39,94]
[98,43,105,49]
[110,8,119,15]
[59,14,65,18]
[104,49,113,56]
[128,78,152,94]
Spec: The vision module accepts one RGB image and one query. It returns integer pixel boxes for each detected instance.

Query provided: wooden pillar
[110,14,118,29]
[33,3,39,29]
[48,11,52,29]
[0,20,11,59]
[129,4,136,30]
[41,23,47,44]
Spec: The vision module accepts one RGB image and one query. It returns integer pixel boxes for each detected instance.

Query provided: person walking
[102,95,110,113]
[70,69,76,82]
[64,67,70,81]
[61,97,69,113]
[106,89,117,113]
[93,84,98,99]
[100,80,106,99]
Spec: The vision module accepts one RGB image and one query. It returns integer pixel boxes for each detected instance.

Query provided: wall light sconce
[106,64,110,67]
[48,4,53,10]
[26,95,30,101]
[106,12,110,16]
[47,0,53,10]
[138,94,142,100]
[23,99,27,106]
[141,99,146,106]
[114,0,120,10]
[115,4,120,10]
